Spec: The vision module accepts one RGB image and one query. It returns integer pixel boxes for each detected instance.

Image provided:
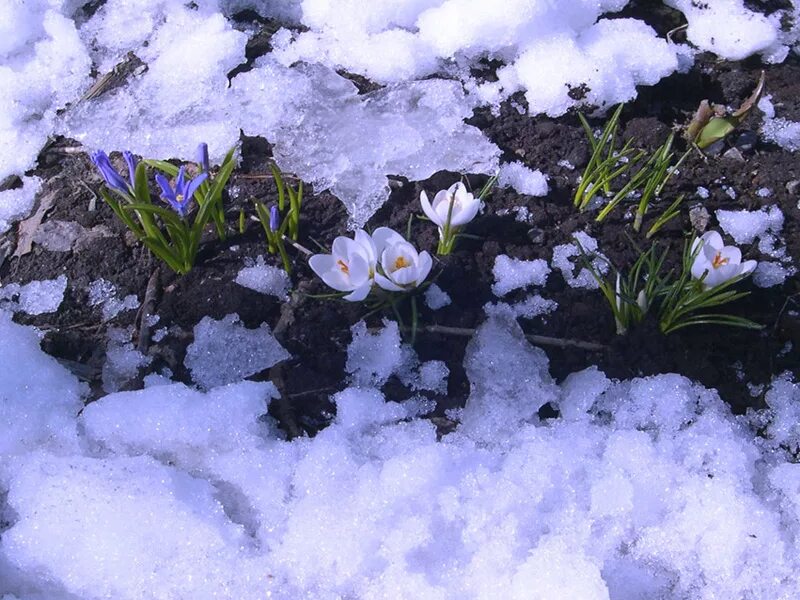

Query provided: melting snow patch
[235,256,291,300]
[0,275,67,315]
[492,255,550,297]
[0,177,41,235]
[424,283,451,310]
[497,162,549,197]
[184,314,289,390]
[1,314,800,597]
[88,279,139,321]
[552,231,608,289]
[102,327,151,393]
[346,320,403,388]
[716,205,794,286]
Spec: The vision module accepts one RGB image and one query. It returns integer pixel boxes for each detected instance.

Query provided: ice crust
[3,311,800,598]
[235,256,291,300]
[3,1,797,223]
[0,275,67,316]
[552,231,609,289]
[184,314,290,390]
[492,254,550,297]
[0,177,42,235]
[497,162,549,197]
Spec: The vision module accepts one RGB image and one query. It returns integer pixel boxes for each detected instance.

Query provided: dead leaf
[13,190,58,258]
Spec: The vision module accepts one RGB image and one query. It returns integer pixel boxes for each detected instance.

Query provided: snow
[716,205,783,246]
[4,3,800,598]
[497,162,549,197]
[665,0,783,61]
[0,275,67,316]
[235,256,291,300]
[2,312,800,597]
[0,1,91,181]
[0,177,42,235]
[87,279,139,321]
[509,294,558,319]
[346,320,403,388]
[552,231,609,289]
[0,312,83,457]
[184,314,290,390]
[491,255,550,297]
[715,205,795,286]
[760,94,800,152]
[424,283,451,310]
[102,327,151,393]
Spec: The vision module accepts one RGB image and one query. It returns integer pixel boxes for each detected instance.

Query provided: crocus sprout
[309,230,377,301]
[690,231,756,289]
[155,166,208,218]
[372,227,433,292]
[420,182,481,255]
[91,150,133,196]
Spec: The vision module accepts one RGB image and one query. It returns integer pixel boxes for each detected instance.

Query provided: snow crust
[0,275,67,316]
[184,314,290,390]
[497,162,549,197]
[2,1,797,224]
[235,256,291,300]
[3,310,800,598]
[492,254,550,297]
[0,177,41,235]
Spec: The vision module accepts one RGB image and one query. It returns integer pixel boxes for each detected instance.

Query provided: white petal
[701,230,723,251]
[420,191,442,226]
[691,256,711,282]
[372,227,405,256]
[309,254,335,280]
[354,229,377,265]
[719,245,742,266]
[375,273,404,292]
[320,269,353,292]
[391,266,418,286]
[344,281,372,302]
[415,251,433,285]
[740,260,757,276]
[449,197,480,227]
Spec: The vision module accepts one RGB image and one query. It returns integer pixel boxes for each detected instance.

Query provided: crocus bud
[90,150,131,195]
[196,142,210,173]
[122,151,137,188]
[269,205,280,232]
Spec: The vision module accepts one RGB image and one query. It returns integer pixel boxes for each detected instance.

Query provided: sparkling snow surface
[2,0,797,228]
[3,2,800,598]
[2,311,800,598]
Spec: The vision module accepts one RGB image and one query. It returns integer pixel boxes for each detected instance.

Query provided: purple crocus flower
[90,150,132,195]
[269,205,280,232]
[122,151,138,187]
[196,142,210,173]
[155,166,208,218]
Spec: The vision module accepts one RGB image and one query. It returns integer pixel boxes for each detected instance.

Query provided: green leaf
[144,159,180,177]
[695,117,737,149]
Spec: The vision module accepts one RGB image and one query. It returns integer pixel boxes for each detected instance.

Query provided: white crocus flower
[690,230,756,289]
[309,230,377,301]
[372,227,433,292]
[420,182,481,254]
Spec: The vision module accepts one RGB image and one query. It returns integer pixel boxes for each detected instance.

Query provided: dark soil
[2,28,798,435]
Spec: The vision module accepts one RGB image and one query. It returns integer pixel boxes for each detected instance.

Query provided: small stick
[282,234,312,257]
[136,268,160,354]
[373,323,606,351]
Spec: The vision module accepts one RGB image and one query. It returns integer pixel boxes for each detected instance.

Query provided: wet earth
[1,6,799,436]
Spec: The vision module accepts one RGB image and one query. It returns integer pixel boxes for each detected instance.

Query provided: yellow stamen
[337,259,349,274]
[176,194,184,203]
[394,256,409,270]
[711,252,729,269]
